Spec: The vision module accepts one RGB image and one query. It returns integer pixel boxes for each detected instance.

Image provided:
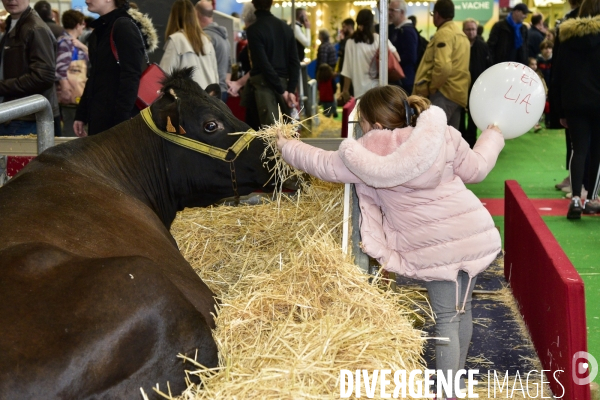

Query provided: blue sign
[71,0,99,19]
[215,0,243,17]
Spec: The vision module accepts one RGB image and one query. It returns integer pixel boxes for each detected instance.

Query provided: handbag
[110,18,166,110]
[337,91,351,107]
[369,47,405,81]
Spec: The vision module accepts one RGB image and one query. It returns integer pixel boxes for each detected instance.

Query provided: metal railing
[0,155,6,186]
[0,95,54,153]
[0,95,54,186]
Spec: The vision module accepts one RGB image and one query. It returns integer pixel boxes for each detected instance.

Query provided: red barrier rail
[505,180,590,400]
[341,97,356,138]
[6,155,35,178]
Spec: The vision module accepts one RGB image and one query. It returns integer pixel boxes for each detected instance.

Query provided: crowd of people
[0,0,229,137]
[0,0,597,211]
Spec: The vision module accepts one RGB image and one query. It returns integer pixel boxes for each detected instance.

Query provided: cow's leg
[0,249,218,400]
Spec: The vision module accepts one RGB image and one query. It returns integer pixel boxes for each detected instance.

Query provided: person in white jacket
[339,9,400,101]
[294,8,311,62]
[160,0,218,91]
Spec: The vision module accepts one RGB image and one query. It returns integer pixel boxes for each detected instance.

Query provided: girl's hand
[276,130,289,151]
[487,124,501,134]
[560,118,568,128]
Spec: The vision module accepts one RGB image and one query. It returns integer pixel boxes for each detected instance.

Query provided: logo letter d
[572,351,598,385]
[340,370,353,397]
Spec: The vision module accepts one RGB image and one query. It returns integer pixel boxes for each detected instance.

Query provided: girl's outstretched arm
[453,124,505,183]
[277,133,363,184]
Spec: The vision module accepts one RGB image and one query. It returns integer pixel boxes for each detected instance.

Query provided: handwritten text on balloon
[502,63,541,114]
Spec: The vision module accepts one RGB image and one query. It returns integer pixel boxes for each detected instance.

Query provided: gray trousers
[431,91,462,131]
[424,270,477,398]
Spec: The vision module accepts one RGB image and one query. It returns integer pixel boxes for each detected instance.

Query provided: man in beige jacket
[413,0,470,129]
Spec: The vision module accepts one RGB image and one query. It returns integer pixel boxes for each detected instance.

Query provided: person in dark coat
[554,0,600,218]
[74,0,157,136]
[537,39,553,87]
[317,29,337,69]
[246,0,300,126]
[34,0,64,39]
[549,0,583,191]
[388,0,418,93]
[0,0,59,136]
[34,1,63,135]
[488,3,531,65]
[337,18,355,97]
[459,18,491,148]
[229,2,260,130]
[527,12,546,58]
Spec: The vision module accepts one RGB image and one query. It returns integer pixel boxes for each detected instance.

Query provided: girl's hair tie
[403,99,415,127]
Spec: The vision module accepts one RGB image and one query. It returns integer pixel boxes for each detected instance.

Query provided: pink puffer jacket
[280,105,505,282]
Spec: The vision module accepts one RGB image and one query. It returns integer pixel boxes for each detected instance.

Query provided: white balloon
[469,62,546,139]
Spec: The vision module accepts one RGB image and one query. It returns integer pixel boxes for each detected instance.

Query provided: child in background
[537,40,553,128]
[537,40,553,88]
[528,57,548,132]
[316,63,337,118]
[277,85,504,400]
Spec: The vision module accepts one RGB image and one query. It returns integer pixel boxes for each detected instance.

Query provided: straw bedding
[168,179,426,399]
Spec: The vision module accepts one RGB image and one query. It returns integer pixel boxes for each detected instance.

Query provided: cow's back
[0,154,219,398]
[0,158,217,323]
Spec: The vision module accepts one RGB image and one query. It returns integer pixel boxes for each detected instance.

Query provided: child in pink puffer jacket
[277,85,504,399]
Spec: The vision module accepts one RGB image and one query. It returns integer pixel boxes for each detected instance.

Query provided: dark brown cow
[0,69,274,399]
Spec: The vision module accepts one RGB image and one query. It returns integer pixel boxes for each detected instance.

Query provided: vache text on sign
[454,0,494,23]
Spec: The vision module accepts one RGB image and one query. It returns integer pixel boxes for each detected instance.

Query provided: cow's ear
[205,84,221,99]
[151,96,180,133]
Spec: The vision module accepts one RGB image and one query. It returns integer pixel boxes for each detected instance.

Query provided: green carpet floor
[466,128,569,199]
[467,127,600,383]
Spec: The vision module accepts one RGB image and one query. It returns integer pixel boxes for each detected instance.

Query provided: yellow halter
[140,107,255,162]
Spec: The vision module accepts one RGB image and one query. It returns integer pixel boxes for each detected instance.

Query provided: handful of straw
[243,107,311,194]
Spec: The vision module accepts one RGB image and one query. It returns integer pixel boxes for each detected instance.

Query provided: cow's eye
[204,121,219,133]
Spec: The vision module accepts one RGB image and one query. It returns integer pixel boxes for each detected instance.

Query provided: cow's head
[148,68,275,208]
